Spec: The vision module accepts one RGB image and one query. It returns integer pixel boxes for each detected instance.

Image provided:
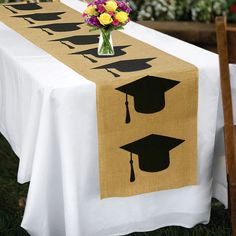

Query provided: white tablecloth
[0,0,235,235]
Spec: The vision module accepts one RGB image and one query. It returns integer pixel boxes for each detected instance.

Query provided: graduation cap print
[30,22,84,35]
[93,58,156,78]
[120,134,185,182]
[3,3,42,14]
[116,75,180,124]
[13,12,65,24]
[51,35,99,50]
[70,45,130,63]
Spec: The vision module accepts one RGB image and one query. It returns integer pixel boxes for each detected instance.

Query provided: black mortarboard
[120,134,184,182]
[70,45,130,63]
[93,58,156,77]
[51,35,99,49]
[116,75,180,124]
[4,3,42,14]
[30,22,84,35]
[13,12,65,24]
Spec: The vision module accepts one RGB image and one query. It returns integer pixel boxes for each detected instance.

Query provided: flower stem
[98,29,114,55]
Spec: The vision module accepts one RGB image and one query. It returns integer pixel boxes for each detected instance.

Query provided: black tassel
[82,54,98,63]
[129,153,135,182]
[60,41,75,49]
[41,28,53,35]
[105,68,120,78]
[3,5,17,14]
[23,17,35,24]
[125,94,131,124]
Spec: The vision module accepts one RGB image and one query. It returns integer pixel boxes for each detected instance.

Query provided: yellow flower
[85,5,96,16]
[98,13,113,25]
[115,11,128,23]
[105,0,118,12]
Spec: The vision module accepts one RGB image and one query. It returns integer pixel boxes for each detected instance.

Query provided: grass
[0,133,29,236]
[0,132,232,236]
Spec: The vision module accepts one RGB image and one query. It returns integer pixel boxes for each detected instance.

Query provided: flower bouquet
[82,0,132,56]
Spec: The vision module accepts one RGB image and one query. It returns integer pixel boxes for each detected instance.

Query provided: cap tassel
[23,17,34,24]
[59,40,75,49]
[125,94,131,124]
[41,28,53,35]
[129,153,135,182]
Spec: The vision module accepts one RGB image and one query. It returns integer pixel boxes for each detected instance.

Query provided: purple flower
[94,0,106,5]
[88,2,94,6]
[117,2,132,13]
[86,16,101,27]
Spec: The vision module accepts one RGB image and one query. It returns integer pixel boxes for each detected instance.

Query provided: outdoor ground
[0,132,232,236]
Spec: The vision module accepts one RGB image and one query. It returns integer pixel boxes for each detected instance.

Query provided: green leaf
[114,26,124,31]
[89,27,99,32]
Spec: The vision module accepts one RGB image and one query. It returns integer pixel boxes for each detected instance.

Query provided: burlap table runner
[0,2,198,198]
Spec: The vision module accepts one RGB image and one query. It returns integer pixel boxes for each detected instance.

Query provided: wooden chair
[215,16,236,236]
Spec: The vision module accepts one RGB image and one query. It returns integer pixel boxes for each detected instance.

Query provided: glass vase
[98,28,114,56]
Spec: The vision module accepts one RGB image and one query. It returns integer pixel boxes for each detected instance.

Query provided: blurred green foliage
[0,0,235,22]
[228,0,236,22]
[129,0,236,22]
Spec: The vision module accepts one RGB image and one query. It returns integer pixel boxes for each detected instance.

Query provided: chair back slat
[216,16,236,179]
[216,16,234,127]
[216,16,236,236]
